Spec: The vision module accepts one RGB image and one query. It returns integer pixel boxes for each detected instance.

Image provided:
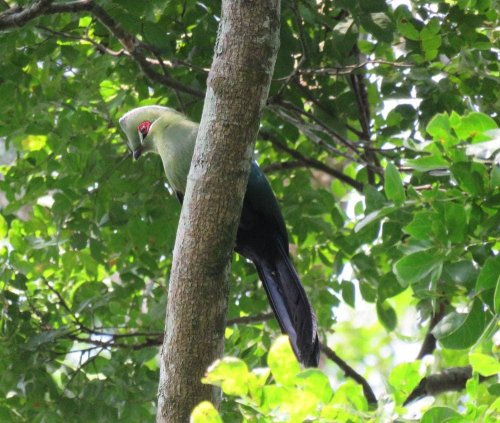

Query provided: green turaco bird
[119,105,320,367]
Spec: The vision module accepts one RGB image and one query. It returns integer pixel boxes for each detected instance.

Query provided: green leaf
[406,155,449,171]
[398,19,420,41]
[469,353,500,376]
[21,135,47,151]
[444,202,467,243]
[488,383,500,397]
[491,166,500,188]
[341,280,355,307]
[443,261,477,286]
[364,185,386,213]
[79,16,92,27]
[426,113,451,140]
[495,276,500,314]
[267,335,301,386]
[451,162,486,195]
[99,80,119,102]
[433,299,488,349]
[384,163,406,205]
[476,256,500,293]
[376,300,397,331]
[404,211,437,240]
[421,407,462,423]
[190,401,222,423]
[378,273,405,300]
[0,214,7,239]
[393,249,442,287]
[389,361,423,405]
[295,369,333,403]
[329,380,369,411]
[360,12,394,42]
[355,206,397,232]
[453,112,497,142]
[420,28,441,61]
[202,357,250,396]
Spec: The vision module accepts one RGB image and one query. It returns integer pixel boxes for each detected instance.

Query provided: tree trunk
[156,1,281,422]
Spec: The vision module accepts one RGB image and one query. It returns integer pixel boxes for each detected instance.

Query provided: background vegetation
[0,0,498,421]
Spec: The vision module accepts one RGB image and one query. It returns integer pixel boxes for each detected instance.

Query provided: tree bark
[156,1,281,422]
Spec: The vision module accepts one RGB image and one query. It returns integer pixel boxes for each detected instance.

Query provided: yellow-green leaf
[190,401,222,423]
[469,353,500,377]
[22,135,47,151]
[202,357,249,397]
[0,214,7,239]
[268,335,300,386]
[389,361,424,405]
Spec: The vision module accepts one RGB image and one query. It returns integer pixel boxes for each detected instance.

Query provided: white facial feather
[118,105,180,150]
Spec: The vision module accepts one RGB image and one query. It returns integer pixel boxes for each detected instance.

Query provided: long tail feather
[254,243,319,367]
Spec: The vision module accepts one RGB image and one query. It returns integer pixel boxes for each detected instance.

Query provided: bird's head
[118,105,181,160]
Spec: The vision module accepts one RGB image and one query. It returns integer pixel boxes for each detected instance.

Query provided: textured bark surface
[156,1,281,422]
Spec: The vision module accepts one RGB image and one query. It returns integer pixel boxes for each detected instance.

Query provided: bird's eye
[137,120,152,138]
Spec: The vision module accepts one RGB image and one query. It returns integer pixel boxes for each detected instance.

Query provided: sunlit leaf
[0,214,7,239]
[190,401,222,423]
[421,406,462,423]
[453,112,497,142]
[267,336,300,387]
[389,361,424,405]
[469,353,500,377]
[202,357,250,397]
[21,135,47,151]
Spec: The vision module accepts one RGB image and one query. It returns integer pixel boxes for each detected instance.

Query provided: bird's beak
[132,146,142,160]
[132,130,146,160]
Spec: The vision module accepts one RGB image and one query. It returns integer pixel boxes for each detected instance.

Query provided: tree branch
[320,343,377,405]
[262,160,309,173]
[348,45,380,184]
[0,0,53,29]
[260,130,364,192]
[0,0,204,98]
[86,2,205,99]
[416,302,446,360]
[404,366,473,405]
[299,60,413,76]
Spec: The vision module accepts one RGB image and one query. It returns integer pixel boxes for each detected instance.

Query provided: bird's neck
[151,117,198,193]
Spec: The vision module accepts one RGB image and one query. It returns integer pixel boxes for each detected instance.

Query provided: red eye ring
[137,120,152,137]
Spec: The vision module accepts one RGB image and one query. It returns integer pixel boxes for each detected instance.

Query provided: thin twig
[272,98,360,154]
[300,60,414,76]
[348,46,378,184]
[268,105,361,163]
[262,160,308,173]
[320,342,377,405]
[293,80,365,139]
[226,312,274,325]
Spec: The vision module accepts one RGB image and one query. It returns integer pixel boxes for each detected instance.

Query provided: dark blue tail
[254,242,319,367]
